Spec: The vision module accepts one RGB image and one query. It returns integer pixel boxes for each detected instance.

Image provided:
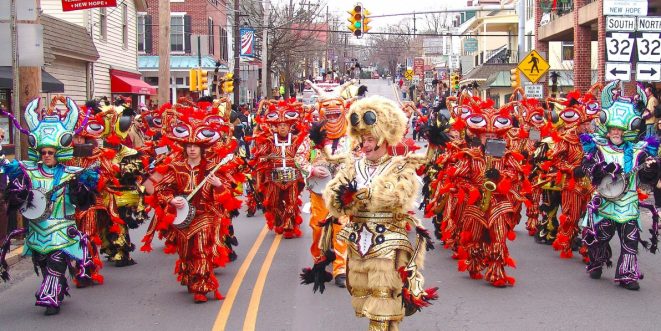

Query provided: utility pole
[517,0,525,63]
[9,0,20,158]
[233,0,240,105]
[261,0,269,98]
[158,0,171,105]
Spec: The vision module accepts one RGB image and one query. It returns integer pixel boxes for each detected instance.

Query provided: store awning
[110,69,156,95]
[0,67,65,93]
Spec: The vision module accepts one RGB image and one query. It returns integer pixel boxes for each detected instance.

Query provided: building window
[137,14,146,53]
[208,18,215,55]
[220,27,228,61]
[100,8,107,41]
[526,0,533,20]
[562,42,574,61]
[122,3,129,48]
[171,15,185,52]
[175,77,185,85]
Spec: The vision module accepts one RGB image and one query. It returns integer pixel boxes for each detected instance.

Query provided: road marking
[242,233,282,331]
[212,225,269,331]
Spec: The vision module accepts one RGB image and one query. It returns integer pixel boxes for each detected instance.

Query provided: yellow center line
[212,225,269,331]
[242,233,283,331]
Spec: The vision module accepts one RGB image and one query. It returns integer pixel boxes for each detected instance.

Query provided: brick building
[138,0,231,102]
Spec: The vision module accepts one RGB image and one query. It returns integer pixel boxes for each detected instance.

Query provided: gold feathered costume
[303,96,437,331]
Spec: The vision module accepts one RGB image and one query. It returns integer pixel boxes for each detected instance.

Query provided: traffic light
[347,3,366,38]
[510,68,521,89]
[362,8,371,35]
[451,73,460,90]
[189,68,198,92]
[222,73,234,94]
[197,70,209,92]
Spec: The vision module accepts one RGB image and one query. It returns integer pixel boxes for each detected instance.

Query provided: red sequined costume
[504,91,550,236]
[536,87,600,259]
[250,99,309,238]
[451,96,527,287]
[68,99,147,274]
[141,102,244,303]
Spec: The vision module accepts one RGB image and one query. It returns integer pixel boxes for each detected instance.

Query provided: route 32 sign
[637,32,661,62]
[606,32,635,62]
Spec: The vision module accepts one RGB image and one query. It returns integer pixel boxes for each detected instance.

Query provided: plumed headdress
[0,96,89,161]
[594,80,645,142]
[347,95,407,147]
[161,97,231,146]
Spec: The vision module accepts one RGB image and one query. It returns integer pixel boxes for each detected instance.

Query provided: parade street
[0,79,659,331]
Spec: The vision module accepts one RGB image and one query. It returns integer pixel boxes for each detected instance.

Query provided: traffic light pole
[233,0,241,105]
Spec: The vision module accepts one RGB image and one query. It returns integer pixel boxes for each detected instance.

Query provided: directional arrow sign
[636,32,661,62]
[636,62,661,81]
[605,62,631,81]
[606,32,635,62]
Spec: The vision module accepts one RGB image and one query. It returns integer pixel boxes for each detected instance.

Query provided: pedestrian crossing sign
[404,69,414,81]
[517,50,549,84]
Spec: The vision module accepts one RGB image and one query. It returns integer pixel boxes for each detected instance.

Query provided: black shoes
[620,281,640,291]
[45,306,60,316]
[114,258,136,268]
[335,274,346,288]
[589,268,602,279]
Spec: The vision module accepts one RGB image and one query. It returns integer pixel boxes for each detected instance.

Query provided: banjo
[172,153,234,229]
[597,160,655,201]
[21,161,100,222]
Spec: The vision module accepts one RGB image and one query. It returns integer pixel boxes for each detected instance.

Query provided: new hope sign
[61,0,117,12]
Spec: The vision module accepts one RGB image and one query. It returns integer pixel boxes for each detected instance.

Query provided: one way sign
[605,62,631,81]
[636,63,661,81]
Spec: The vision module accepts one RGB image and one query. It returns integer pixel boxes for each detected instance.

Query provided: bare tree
[367,23,413,83]
[422,11,449,34]
[237,0,328,98]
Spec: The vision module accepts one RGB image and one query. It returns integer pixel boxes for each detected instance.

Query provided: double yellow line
[212,225,283,331]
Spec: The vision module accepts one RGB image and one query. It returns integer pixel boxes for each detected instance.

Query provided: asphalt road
[2,79,661,330]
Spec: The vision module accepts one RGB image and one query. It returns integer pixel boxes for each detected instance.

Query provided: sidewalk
[5,241,24,267]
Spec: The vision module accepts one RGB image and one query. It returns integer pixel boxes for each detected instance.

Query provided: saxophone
[480,155,497,212]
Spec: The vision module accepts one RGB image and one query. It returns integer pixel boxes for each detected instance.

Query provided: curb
[6,246,24,267]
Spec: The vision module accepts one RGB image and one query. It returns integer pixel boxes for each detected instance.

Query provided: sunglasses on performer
[40,150,55,156]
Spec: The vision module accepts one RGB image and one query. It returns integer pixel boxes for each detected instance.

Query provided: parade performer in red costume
[250,99,309,238]
[450,95,527,287]
[142,101,243,303]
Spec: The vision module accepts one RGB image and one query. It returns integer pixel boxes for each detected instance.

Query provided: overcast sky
[272,0,466,31]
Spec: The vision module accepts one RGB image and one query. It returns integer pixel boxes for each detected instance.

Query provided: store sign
[61,0,117,12]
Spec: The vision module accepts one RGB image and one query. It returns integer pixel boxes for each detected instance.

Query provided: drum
[597,173,628,201]
[271,167,297,182]
[308,175,331,194]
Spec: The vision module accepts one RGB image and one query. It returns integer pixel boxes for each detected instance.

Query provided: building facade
[42,0,154,106]
[139,0,230,103]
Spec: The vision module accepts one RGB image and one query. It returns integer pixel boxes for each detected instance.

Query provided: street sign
[606,32,635,62]
[636,32,661,62]
[637,17,661,31]
[605,62,632,81]
[636,63,661,81]
[524,84,543,99]
[604,0,648,17]
[606,16,637,32]
[404,69,413,81]
[464,38,478,53]
[517,50,549,84]
[449,55,460,70]
[414,58,424,76]
[412,75,420,85]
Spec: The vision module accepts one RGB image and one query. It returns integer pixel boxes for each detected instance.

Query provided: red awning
[110,69,156,95]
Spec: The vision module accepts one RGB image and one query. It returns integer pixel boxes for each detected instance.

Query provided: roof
[138,56,230,72]
[548,70,599,87]
[485,71,512,87]
[461,63,516,82]
[41,14,99,63]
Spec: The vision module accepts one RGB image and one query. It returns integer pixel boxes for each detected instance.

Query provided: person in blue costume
[0,96,98,315]
[581,81,658,291]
